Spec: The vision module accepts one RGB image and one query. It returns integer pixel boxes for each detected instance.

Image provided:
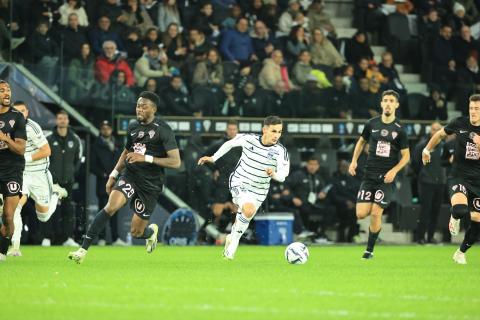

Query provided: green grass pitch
[1,245,479,320]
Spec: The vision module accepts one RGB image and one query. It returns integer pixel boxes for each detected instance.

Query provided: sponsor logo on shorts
[374,190,385,202]
[7,181,20,194]
[134,198,145,214]
[473,198,480,211]
[118,180,125,187]
[381,129,389,137]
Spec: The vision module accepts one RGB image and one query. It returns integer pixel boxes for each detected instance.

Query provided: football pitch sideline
[1,245,478,320]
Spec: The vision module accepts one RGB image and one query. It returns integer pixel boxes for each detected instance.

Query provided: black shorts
[212,176,232,204]
[448,177,480,213]
[113,175,163,220]
[0,171,23,197]
[357,177,395,209]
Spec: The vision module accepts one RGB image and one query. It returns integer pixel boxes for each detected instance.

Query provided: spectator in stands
[117,0,154,36]
[329,160,360,242]
[97,0,123,30]
[287,157,334,242]
[30,20,59,89]
[144,77,160,95]
[32,0,60,28]
[58,0,89,27]
[89,16,125,56]
[262,3,281,33]
[345,31,374,64]
[220,17,256,65]
[144,0,160,25]
[457,55,480,113]
[354,57,369,80]
[418,8,441,46]
[385,0,414,15]
[292,50,313,86]
[453,0,478,25]
[323,75,350,118]
[192,48,224,88]
[91,120,125,246]
[134,44,171,87]
[412,122,446,244]
[124,29,144,65]
[418,88,448,120]
[259,49,295,91]
[350,77,379,118]
[378,51,407,94]
[309,28,344,68]
[453,25,480,68]
[266,80,297,116]
[277,0,308,37]
[299,75,325,117]
[66,43,95,103]
[341,64,358,93]
[158,0,182,32]
[245,0,264,27]
[143,27,162,51]
[352,0,384,35]
[250,20,276,61]
[162,75,194,115]
[93,69,137,114]
[285,25,309,61]
[307,0,336,37]
[365,62,386,94]
[194,1,221,42]
[431,25,454,80]
[162,22,188,65]
[188,27,213,57]
[94,40,134,86]
[239,81,268,116]
[58,13,88,63]
[217,82,241,115]
[222,4,243,29]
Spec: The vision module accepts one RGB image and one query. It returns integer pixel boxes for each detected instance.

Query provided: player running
[68,91,181,264]
[198,116,290,260]
[0,80,27,262]
[422,94,480,264]
[6,101,68,257]
[349,90,410,259]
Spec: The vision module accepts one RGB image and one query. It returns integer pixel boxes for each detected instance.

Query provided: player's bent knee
[451,204,469,220]
[356,210,369,219]
[242,203,256,219]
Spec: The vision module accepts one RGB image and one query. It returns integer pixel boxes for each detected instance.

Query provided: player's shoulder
[452,116,469,125]
[26,119,42,133]
[275,142,288,153]
[392,118,405,130]
[367,116,381,126]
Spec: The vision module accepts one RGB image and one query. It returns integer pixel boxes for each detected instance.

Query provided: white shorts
[229,180,266,212]
[22,170,53,207]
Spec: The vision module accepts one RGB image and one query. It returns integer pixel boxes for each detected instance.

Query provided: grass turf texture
[1,245,478,320]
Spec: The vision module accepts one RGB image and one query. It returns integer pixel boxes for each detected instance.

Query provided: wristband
[109,169,119,178]
[145,155,154,163]
[422,148,430,156]
[24,154,33,163]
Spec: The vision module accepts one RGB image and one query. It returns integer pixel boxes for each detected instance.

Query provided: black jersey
[0,107,27,173]
[444,116,480,183]
[124,117,178,191]
[360,116,409,177]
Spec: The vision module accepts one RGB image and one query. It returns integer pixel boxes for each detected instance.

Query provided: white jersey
[212,133,290,204]
[25,119,49,172]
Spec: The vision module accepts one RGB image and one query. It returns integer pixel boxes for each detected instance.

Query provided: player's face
[15,104,28,119]
[226,124,238,139]
[430,122,441,136]
[380,94,399,117]
[0,83,11,107]
[469,101,480,124]
[56,114,69,128]
[136,97,156,122]
[262,124,282,145]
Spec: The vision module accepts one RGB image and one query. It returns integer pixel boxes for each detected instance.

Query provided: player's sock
[0,234,12,255]
[230,212,251,242]
[366,228,381,253]
[460,221,480,253]
[135,225,154,239]
[38,194,59,222]
[82,209,110,250]
[12,206,22,249]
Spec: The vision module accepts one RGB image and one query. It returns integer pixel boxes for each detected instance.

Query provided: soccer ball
[285,242,309,264]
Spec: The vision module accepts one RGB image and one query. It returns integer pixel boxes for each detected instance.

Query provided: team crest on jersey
[7,181,20,194]
[148,130,155,139]
[138,131,145,139]
[134,198,145,213]
[267,149,279,160]
[374,190,385,202]
[392,131,398,139]
[381,129,389,137]
[9,119,15,128]
[0,121,4,129]
[68,141,74,148]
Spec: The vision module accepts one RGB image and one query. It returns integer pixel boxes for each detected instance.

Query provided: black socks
[366,228,381,253]
[82,209,110,250]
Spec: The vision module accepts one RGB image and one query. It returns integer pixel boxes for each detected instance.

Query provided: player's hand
[265,168,275,177]
[384,169,397,184]
[472,133,480,146]
[422,151,431,165]
[348,161,357,176]
[0,131,8,141]
[106,177,116,195]
[126,152,145,163]
[292,197,302,207]
[198,156,214,165]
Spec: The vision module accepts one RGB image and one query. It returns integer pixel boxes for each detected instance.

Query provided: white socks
[12,206,22,250]
[230,213,252,243]
[37,193,59,222]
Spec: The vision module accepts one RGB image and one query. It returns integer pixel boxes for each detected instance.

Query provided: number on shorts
[358,190,372,201]
[452,184,467,195]
[122,183,135,198]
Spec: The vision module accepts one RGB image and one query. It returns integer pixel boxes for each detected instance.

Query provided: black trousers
[416,182,444,242]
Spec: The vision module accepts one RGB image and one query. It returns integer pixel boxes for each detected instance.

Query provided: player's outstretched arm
[199,134,245,165]
[198,156,214,165]
[349,137,366,176]
[422,128,447,165]
[0,131,25,155]
[267,148,290,182]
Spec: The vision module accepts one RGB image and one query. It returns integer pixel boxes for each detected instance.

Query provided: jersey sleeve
[444,117,462,135]
[29,124,48,148]
[361,120,371,141]
[273,147,290,182]
[398,128,409,150]
[125,121,136,150]
[211,134,246,162]
[13,114,27,140]
[161,126,178,152]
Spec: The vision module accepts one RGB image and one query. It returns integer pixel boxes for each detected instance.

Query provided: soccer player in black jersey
[68,91,181,264]
[0,80,27,262]
[349,90,410,259]
[422,94,480,264]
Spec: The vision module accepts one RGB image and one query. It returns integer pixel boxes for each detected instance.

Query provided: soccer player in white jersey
[7,102,67,256]
[198,116,290,260]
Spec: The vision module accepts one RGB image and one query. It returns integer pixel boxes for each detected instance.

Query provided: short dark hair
[381,90,399,101]
[139,91,160,108]
[307,156,320,163]
[227,119,238,127]
[57,110,68,117]
[0,80,9,86]
[469,94,480,102]
[13,101,27,108]
[263,115,282,126]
